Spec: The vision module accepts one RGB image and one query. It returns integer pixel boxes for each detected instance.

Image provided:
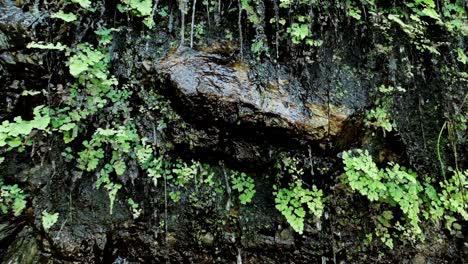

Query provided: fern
[274,181,324,234]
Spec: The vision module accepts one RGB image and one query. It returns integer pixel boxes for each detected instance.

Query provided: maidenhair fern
[274,181,324,234]
[118,0,155,28]
[0,106,50,151]
[231,172,256,205]
[0,178,27,216]
[342,149,468,248]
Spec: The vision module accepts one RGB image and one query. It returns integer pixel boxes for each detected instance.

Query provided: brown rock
[159,49,358,144]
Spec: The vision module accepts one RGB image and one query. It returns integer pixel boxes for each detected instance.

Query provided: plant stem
[238,0,243,60]
[190,0,197,48]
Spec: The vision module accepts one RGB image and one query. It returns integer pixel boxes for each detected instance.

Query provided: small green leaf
[27,42,67,51]
[114,160,127,176]
[59,122,76,131]
[51,11,78,22]
[72,0,91,9]
[42,211,59,230]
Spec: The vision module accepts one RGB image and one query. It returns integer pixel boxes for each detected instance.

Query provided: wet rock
[1,227,39,264]
[277,228,294,242]
[16,164,53,190]
[10,157,133,263]
[159,49,361,147]
[0,216,27,261]
[411,253,425,264]
[0,0,45,120]
[199,232,214,247]
[243,234,276,248]
[0,0,38,51]
[166,232,177,248]
[0,219,20,242]
[34,180,130,262]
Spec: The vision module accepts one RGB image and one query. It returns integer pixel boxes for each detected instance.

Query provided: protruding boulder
[159,49,361,146]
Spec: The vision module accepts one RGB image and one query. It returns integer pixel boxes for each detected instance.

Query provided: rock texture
[0,0,44,120]
[159,48,361,145]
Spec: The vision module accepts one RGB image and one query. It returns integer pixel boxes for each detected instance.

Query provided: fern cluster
[274,181,324,234]
[342,150,467,248]
[231,172,256,205]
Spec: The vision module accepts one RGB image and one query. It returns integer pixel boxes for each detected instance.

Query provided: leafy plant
[0,178,27,216]
[169,191,181,203]
[96,164,123,215]
[51,11,78,22]
[78,125,140,214]
[365,106,394,133]
[287,20,322,46]
[274,156,304,179]
[426,168,468,234]
[172,160,198,187]
[67,43,109,77]
[118,0,155,28]
[365,85,402,133]
[27,42,67,51]
[346,0,362,20]
[71,0,92,10]
[41,211,59,230]
[0,106,50,151]
[342,149,468,248]
[274,181,324,234]
[95,27,117,46]
[199,164,216,187]
[231,172,256,205]
[272,154,325,233]
[342,149,424,245]
[128,198,142,219]
[136,143,167,187]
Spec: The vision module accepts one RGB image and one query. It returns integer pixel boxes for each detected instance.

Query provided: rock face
[159,48,361,146]
[0,0,37,51]
[0,0,44,120]
[1,227,40,264]
[1,152,134,263]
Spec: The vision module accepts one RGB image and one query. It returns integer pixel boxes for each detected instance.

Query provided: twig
[206,0,211,29]
[238,0,243,60]
[436,121,447,180]
[164,168,169,263]
[190,0,197,48]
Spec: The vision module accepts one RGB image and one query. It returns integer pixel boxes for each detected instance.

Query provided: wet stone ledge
[158,48,363,150]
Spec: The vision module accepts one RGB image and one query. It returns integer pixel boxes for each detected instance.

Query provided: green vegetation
[51,11,78,22]
[365,106,394,133]
[342,150,467,248]
[0,178,27,216]
[231,172,256,205]
[274,181,324,234]
[118,0,155,28]
[0,106,50,151]
[128,198,142,219]
[41,211,59,231]
[273,155,325,233]
[169,191,181,203]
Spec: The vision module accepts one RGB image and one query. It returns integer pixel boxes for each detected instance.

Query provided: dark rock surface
[0,0,45,120]
[0,0,38,51]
